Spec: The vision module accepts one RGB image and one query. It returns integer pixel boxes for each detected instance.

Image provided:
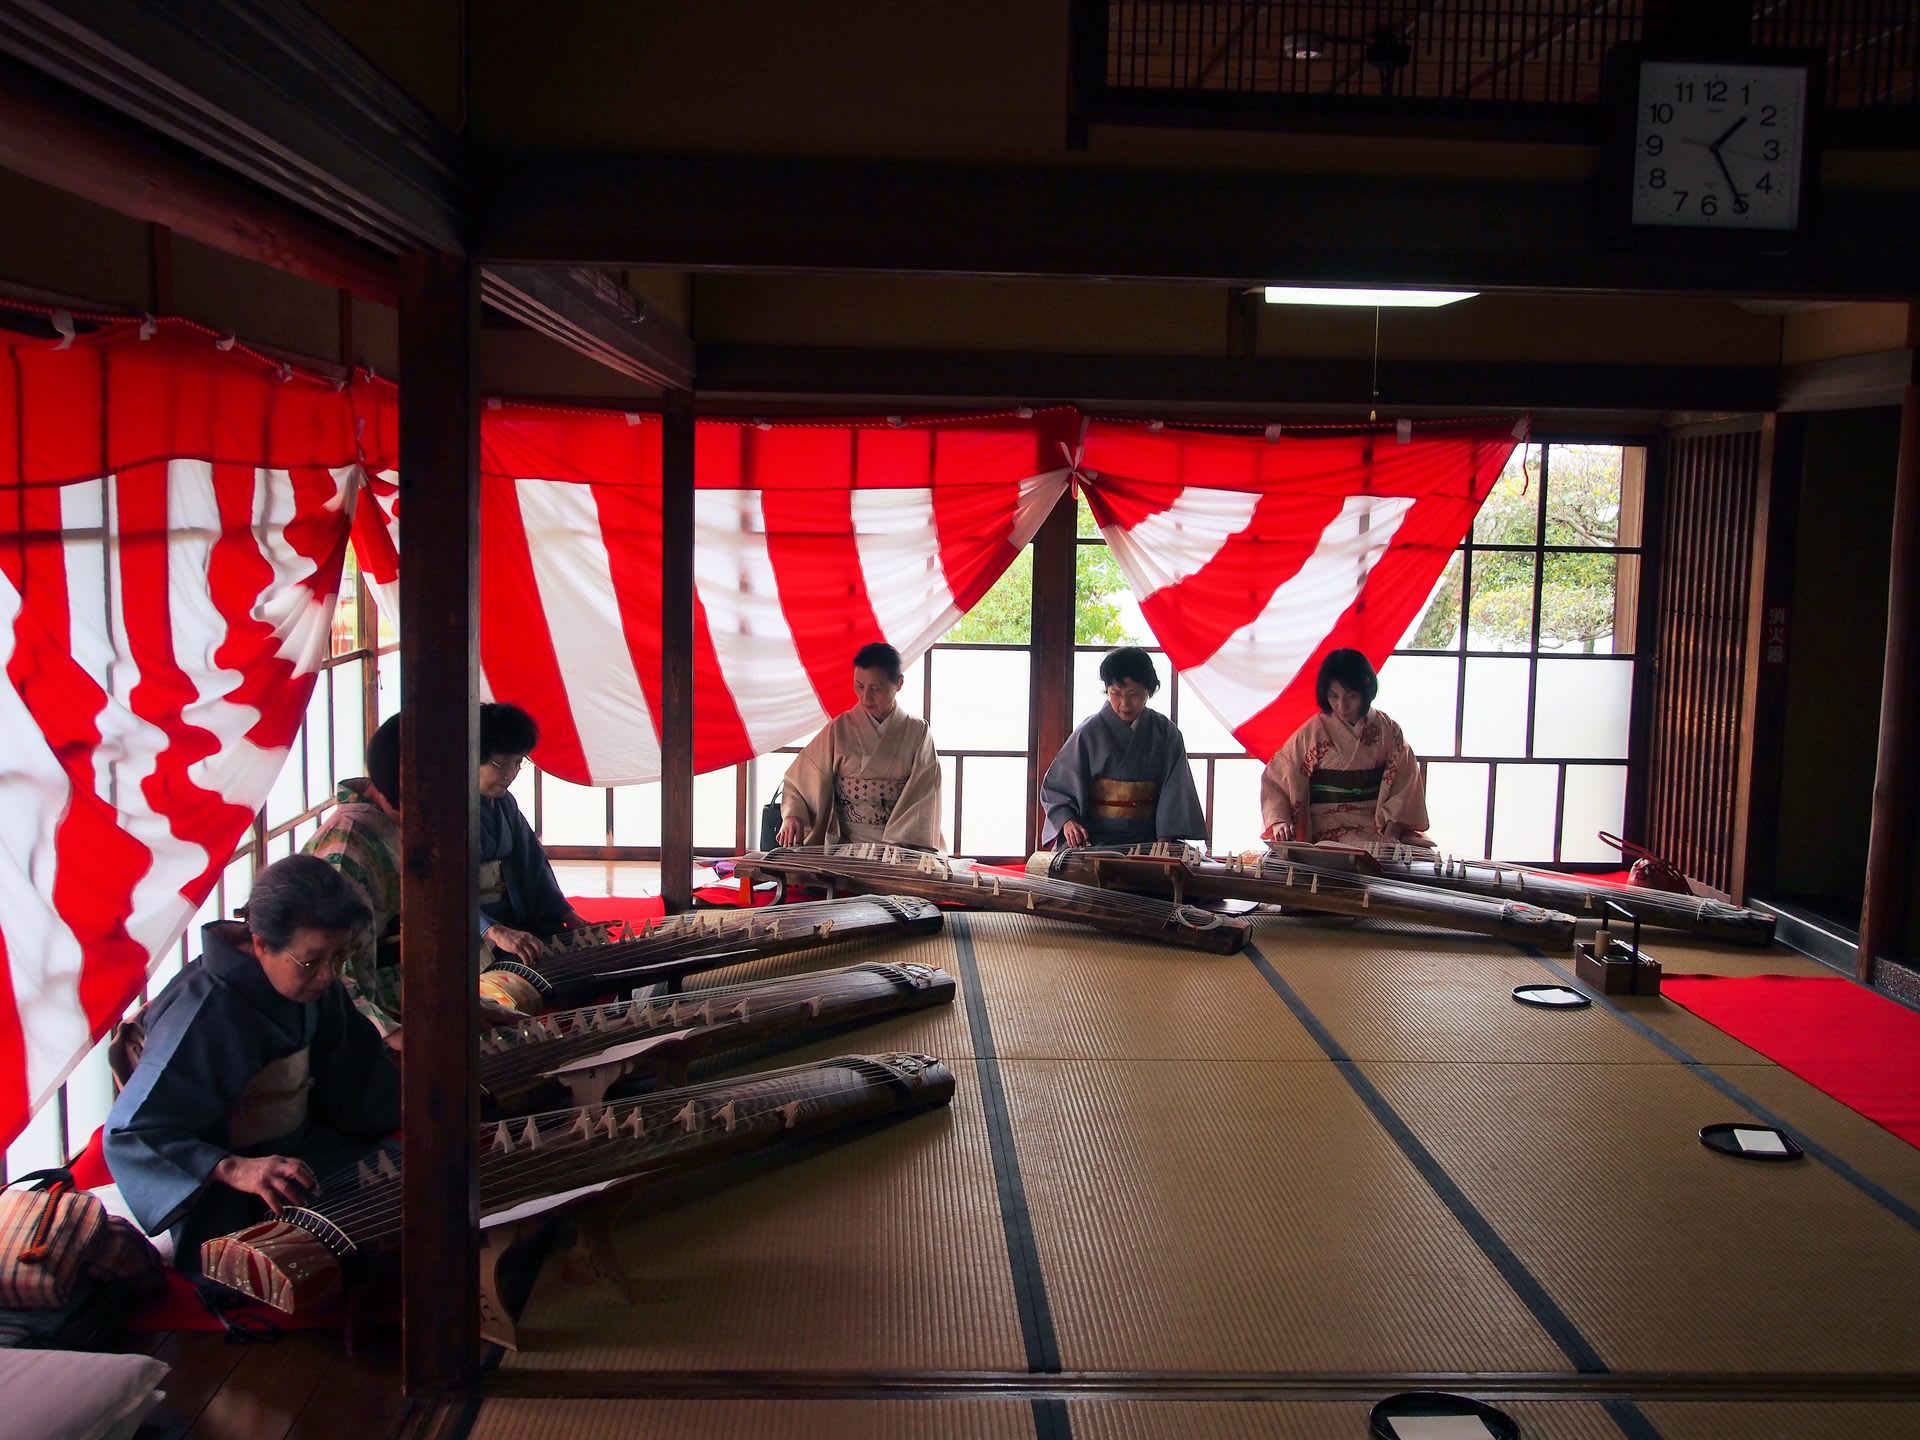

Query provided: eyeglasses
[287,949,349,973]
[483,756,526,777]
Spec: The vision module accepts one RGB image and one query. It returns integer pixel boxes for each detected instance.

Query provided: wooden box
[1573,938,1661,996]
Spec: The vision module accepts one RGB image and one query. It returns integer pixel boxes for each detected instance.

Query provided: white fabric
[0,1349,169,1440]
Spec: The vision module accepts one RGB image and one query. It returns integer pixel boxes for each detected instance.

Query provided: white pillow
[0,1349,169,1440]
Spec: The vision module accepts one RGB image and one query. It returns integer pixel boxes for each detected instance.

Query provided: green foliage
[941,531,1139,647]
[1412,445,1627,653]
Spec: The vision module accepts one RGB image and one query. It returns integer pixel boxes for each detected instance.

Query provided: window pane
[1468,551,1535,651]
[63,1042,116,1157]
[1174,678,1240,756]
[1534,659,1632,760]
[508,762,537,814]
[611,782,663,847]
[1210,757,1265,854]
[1425,761,1489,857]
[1539,552,1623,654]
[539,772,607,846]
[954,756,1027,857]
[1075,542,1151,647]
[1561,765,1628,863]
[895,657,927,721]
[7,1091,62,1177]
[930,648,1030,752]
[223,850,255,916]
[1544,444,1627,547]
[377,650,400,723]
[1399,550,1464,650]
[292,816,319,852]
[694,767,738,852]
[331,657,367,791]
[1473,443,1540,545]
[264,734,305,830]
[1076,495,1103,539]
[304,677,332,810]
[1462,658,1529,756]
[1491,763,1559,861]
[1377,654,1459,759]
[943,547,1030,644]
[330,554,361,657]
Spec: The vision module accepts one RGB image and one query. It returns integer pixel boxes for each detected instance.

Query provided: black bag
[758,784,784,851]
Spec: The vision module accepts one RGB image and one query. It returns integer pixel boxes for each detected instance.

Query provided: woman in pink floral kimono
[1260,648,1431,849]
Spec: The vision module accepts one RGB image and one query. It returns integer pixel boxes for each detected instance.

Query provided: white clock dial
[1630,61,1808,231]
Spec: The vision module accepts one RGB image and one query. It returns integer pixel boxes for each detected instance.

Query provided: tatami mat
[965,914,1320,1061]
[1640,1400,1920,1438]
[1252,919,1655,1064]
[1364,1058,1920,1372]
[1000,1055,1571,1373]
[1068,1399,1626,1439]
[501,1055,1025,1372]
[1720,1062,1920,1203]
[468,1398,1036,1439]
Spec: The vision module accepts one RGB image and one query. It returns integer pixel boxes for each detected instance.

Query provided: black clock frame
[1599,44,1825,257]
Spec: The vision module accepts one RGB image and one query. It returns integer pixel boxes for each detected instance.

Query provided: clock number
[1645,134,1664,156]
[1763,139,1781,160]
[1755,172,1773,192]
[1705,80,1727,102]
[1674,81,1694,101]
[1673,191,1689,211]
[1742,83,1751,103]
[1701,194,1718,217]
[1648,167,1666,190]
[1648,102,1673,123]
[1760,105,1778,126]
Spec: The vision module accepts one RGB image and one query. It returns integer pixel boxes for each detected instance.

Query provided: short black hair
[1315,648,1379,714]
[245,854,370,950]
[480,702,540,760]
[1098,646,1160,696]
[852,642,903,682]
[365,714,400,806]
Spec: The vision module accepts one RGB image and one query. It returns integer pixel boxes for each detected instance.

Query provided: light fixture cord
[1369,304,1381,422]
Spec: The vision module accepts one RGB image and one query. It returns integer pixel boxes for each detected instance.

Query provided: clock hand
[1712,148,1743,199]
[1708,115,1748,153]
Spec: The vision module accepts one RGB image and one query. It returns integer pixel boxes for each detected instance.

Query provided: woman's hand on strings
[1265,821,1295,842]
[489,925,545,962]
[775,817,804,846]
[214,1154,316,1214]
[1060,819,1089,848]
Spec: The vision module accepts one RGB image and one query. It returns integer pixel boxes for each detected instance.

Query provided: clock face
[1630,61,1808,231]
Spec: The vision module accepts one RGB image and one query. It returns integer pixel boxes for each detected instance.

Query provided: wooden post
[1027,490,1077,853]
[397,251,480,1398]
[1729,415,1780,905]
[1622,435,1666,848]
[1736,414,1804,904]
[661,392,696,910]
[1859,383,1920,980]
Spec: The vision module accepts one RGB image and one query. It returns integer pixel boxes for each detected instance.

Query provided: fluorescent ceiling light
[1263,286,1478,308]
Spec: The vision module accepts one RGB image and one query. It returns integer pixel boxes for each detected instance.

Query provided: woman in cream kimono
[777,642,945,850]
[1261,648,1431,849]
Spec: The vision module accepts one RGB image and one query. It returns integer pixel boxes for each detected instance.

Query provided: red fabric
[566,895,667,924]
[1662,975,1920,1149]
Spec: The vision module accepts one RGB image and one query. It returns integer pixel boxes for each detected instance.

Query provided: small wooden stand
[1573,903,1660,996]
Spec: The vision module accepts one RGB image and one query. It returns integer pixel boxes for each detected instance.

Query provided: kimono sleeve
[103,984,263,1236]
[1038,722,1096,845]
[779,724,837,843]
[309,986,402,1139]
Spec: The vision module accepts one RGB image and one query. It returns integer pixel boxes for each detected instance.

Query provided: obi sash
[228,1049,313,1149]
[1089,778,1159,825]
[477,860,507,910]
[1309,766,1384,807]
[834,775,906,834]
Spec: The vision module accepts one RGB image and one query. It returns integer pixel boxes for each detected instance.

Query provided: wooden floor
[122,908,1920,1439]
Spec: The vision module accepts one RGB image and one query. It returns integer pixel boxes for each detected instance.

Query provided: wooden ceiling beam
[480,153,1920,301]
[0,0,475,255]
[694,344,1776,414]
[481,265,694,393]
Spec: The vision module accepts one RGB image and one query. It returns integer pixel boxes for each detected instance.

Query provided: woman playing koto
[777,642,945,850]
[1040,646,1206,849]
[1261,648,1431,850]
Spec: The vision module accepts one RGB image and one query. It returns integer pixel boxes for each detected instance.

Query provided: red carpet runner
[1663,974,1920,1149]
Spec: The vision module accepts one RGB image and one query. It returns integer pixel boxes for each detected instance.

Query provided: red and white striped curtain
[1077,418,1526,761]
[0,321,376,1147]
[353,406,1079,784]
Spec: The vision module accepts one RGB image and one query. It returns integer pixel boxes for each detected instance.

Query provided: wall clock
[1604,48,1822,250]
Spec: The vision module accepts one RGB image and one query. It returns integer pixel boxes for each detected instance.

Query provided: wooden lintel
[0,0,476,255]
[397,250,480,1397]
[480,154,1920,300]
[0,54,398,302]
[482,265,694,392]
[693,346,1775,414]
[1776,348,1919,414]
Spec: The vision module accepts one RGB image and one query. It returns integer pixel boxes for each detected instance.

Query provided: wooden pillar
[1859,384,1920,980]
[661,392,696,910]
[1735,414,1804,904]
[397,251,480,1398]
[1026,490,1077,853]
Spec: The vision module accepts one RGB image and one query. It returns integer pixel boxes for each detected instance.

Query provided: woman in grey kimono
[1040,647,1207,849]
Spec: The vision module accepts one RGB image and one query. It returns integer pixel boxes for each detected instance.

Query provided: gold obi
[477,860,506,908]
[1089,778,1159,824]
[228,1049,313,1149]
